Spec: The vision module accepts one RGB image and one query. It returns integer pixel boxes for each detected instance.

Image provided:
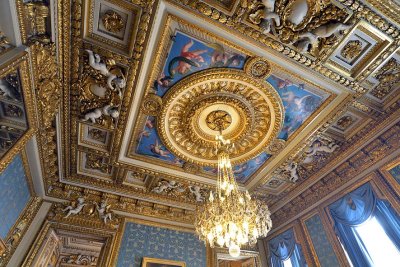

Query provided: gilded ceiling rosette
[153,59,284,166]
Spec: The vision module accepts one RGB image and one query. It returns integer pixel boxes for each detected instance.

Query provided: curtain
[329,182,400,267]
[268,228,307,267]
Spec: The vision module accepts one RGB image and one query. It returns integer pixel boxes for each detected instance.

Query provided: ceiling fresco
[5,0,398,227]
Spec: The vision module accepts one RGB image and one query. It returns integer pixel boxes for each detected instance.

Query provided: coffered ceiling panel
[11,0,398,222]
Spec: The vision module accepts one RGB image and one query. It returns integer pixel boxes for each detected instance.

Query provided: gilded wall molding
[0,53,37,173]
[0,197,42,267]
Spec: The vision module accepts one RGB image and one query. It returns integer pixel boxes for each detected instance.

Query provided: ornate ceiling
[4,0,399,228]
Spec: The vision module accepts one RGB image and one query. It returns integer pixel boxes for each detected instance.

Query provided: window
[282,258,293,267]
[354,216,400,266]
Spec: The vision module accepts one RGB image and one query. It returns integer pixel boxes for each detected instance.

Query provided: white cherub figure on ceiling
[283,162,299,183]
[303,136,339,164]
[94,199,112,224]
[63,197,86,218]
[86,49,126,92]
[82,104,119,124]
[189,185,205,202]
[152,180,179,194]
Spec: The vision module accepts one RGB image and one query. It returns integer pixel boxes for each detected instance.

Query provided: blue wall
[0,154,31,239]
[117,222,206,267]
[305,214,339,267]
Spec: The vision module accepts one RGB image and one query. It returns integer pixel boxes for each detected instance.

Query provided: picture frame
[141,257,186,267]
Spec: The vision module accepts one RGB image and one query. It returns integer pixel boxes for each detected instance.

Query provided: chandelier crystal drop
[195,132,272,257]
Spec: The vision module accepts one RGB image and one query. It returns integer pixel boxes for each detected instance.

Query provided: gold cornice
[270,107,400,213]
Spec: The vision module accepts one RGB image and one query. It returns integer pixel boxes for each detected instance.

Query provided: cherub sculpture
[249,0,280,33]
[294,22,352,52]
[303,136,339,164]
[189,185,205,202]
[283,162,299,183]
[152,180,180,194]
[82,104,119,124]
[86,49,126,91]
[94,200,112,224]
[63,197,86,218]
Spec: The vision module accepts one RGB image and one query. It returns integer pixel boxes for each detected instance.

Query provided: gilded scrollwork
[265,138,286,154]
[157,68,283,166]
[371,58,400,99]
[21,0,51,43]
[141,93,163,116]
[248,0,353,56]
[31,43,62,128]
[340,40,363,61]
[101,10,124,34]
[0,31,12,56]
[85,154,111,174]
[244,56,271,79]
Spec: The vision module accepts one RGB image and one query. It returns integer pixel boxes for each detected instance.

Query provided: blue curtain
[329,182,400,267]
[268,228,307,267]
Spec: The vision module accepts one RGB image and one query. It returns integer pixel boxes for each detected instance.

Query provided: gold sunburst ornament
[194,116,272,257]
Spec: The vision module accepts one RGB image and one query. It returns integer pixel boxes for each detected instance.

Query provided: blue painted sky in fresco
[136,116,184,167]
[267,75,323,140]
[153,30,245,97]
[202,152,271,183]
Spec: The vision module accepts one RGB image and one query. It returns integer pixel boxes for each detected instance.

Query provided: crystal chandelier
[195,123,272,257]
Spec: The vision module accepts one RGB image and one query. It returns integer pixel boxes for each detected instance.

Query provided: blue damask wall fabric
[0,154,31,239]
[117,222,206,267]
[268,228,307,267]
[305,214,339,267]
[329,182,400,267]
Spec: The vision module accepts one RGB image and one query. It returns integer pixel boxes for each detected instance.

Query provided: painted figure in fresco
[153,72,171,93]
[163,39,208,82]
[63,197,86,218]
[207,43,245,68]
[145,117,155,129]
[138,129,150,138]
[271,76,305,90]
[150,139,170,158]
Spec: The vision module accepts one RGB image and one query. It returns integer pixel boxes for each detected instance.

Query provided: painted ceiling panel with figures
[11,0,398,226]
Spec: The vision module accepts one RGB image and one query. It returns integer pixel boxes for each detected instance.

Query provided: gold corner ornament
[244,57,272,80]
[157,66,283,166]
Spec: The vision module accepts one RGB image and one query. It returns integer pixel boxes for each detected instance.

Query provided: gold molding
[21,217,118,267]
[157,67,284,166]
[0,197,42,267]
[0,52,37,174]
[109,217,196,266]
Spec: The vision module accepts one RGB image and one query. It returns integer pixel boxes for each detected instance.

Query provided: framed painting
[379,157,400,196]
[142,257,186,267]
